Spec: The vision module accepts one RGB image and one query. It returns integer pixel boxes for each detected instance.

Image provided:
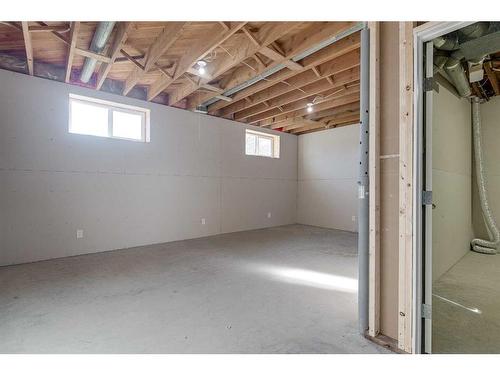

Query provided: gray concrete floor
[433,251,500,353]
[0,224,387,354]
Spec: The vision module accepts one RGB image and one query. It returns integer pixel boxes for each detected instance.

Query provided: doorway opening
[417,22,500,353]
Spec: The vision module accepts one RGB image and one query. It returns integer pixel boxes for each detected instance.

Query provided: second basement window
[245,129,280,158]
[69,94,150,142]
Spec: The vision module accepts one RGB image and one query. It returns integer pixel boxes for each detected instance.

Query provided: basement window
[245,129,280,158]
[69,94,150,142]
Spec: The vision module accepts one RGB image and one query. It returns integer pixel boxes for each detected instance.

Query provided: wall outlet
[76,229,84,239]
[352,216,356,222]
[201,218,206,225]
[267,212,272,219]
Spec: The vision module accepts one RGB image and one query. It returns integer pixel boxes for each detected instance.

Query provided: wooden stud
[21,22,33,75]
[368,21,381,339]
[65,22,80,83]
[398,21,414,354]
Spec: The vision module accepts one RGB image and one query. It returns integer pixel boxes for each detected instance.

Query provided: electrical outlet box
[352,216,356,222]
[76,229,84,239]
[201,218,206,225]
[267,212,272,218]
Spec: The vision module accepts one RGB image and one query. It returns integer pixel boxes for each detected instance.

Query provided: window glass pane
[112,111,143,140]
[258,136,273,157]
[70,100,108,137]
[246,133,257,155]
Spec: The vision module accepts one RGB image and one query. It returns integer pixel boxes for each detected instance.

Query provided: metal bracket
[424,77,439,93]
[422,190,433,206]
[421,303,432,319]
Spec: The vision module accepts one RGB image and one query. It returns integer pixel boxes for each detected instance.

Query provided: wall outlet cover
[267,212,272,218]
[201,218,206,225]
[76,229,84,239]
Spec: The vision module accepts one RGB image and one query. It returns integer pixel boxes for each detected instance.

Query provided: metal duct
[433,33,459,51]
[79,22,116,83]
[443,56,472,97]
[471,97,499,254]
[460,22,490,40]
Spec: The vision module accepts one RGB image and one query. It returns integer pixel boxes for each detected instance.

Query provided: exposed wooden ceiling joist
[147,22,247,101]
[0,21,362,134]
[166,22,302,106]
[21,22,33,75]
[234,70,359,122]
[64,22,80,83]
[228,53,360,121]
[207,30,361,115]
[96,22,133,90]
[246,83,359,124]
[123,22,188,95]
[292,113,359,134]
[260,92,359,129]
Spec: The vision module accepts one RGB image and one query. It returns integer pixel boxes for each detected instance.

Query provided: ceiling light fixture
[196,60,207,75]
[306,102,314,113]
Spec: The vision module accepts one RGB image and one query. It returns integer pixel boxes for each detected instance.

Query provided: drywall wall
[432,81,473,281]
[472,96,500,242]
[0,69,297,266]
[378,22,400,340]
[297,124,359,232]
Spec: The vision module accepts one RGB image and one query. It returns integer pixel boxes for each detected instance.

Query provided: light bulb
[306,102,313,113]
[196,60,207,75]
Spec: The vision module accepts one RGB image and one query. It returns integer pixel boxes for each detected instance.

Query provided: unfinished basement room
[0,20,382,354]
[2,3,500,365]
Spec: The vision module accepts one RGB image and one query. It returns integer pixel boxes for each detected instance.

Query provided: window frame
[245,129,280,159]
[68,93,150,142]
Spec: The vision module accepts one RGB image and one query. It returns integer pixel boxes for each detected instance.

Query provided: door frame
[412,21,474,354]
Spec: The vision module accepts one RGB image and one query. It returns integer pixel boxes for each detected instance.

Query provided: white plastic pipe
[471,97,499,254]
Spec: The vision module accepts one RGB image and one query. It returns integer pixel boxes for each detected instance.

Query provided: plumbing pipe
[471,97,499,254]
[79,22,116,83]
[357,27,369,334]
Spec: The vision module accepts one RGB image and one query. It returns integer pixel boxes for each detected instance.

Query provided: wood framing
[0,21,362,134]
[96,22,132,90]
[21,22,33,75]
[165,22,299,105]
[368,21,381,338]
[123,22,188,95]
[65,22,80,83]
[146,22,247,101]
[397,21,414,353]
